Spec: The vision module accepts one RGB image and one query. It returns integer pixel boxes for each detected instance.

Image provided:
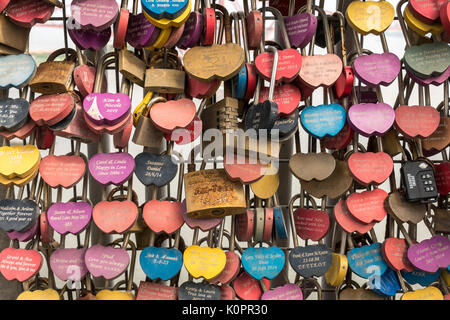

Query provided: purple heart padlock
[50,248,88,281]
[71,0,119,31]
[7,220,38,242]
[126,13,159,49]
[89,152,134,186]
[83,93,131,125]
[261,284,303,300]
[348,103,395,137]
[84,245,130,280]
[353,53,401,87]
[407,235,450,273]
[284,12,317,49]
[68,25,111,51]
[407,66,450,86]
[47,201,92,235]
[177,11,203,49]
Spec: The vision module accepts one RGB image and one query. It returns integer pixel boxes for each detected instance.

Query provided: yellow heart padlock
[146,27,172,50]
[0,163,39,187]
[250,163,279,200]
[325,253,348,287]
[133,91,153,127]
[404,5,444,37]
[0,145,41,179]
[144,0,191,29]
[346,0,395,35]
[183,245,226,280]
[17,289,60,300]
[401,286,444,300]
[96,290,135,300]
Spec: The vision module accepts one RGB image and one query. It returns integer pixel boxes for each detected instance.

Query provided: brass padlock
[184,168,246,219]
[119,49,146,87]
[132,96,164,149]
[30,48,77,94]
[0,15,30,54]
[145,50,185,94]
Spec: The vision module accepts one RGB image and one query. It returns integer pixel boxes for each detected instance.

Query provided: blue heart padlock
[141,0,189,20]
[347,242,388,279]
[139,246,183,281]
[241,246,285,280]
[232,66,248,100]
[401,268,441,286]
[300,103,346,138]
[371,267,401,297]
[0,54,36,89]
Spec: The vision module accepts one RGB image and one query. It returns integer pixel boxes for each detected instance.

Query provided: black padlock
[245,46,279,132]
[400,161,438,203]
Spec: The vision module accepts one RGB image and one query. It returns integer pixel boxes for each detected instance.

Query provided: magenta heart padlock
[177,10,203,49]
[47,201,92,235]
[68,25,111,51]
[284,12,317,49]
[84,245,129,280]
[348,103,395,137]
[126,13,160,49]
[83,93,131,125]
[89,152,135,186]
[71,0,119,31]
[50,248,88,281]
[353,53,401,87]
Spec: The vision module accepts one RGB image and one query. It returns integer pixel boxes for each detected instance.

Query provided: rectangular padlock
[119,49,146,87]
[184,169,246,219]
[0,15,30,54]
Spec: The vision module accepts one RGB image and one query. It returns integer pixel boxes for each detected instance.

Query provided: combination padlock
[400,160,439,203]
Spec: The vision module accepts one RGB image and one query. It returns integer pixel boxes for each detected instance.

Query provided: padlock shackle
[110,238,137,292]
[332,11,348,66]
[237,11,250,62]
[396,0,412,48]
[215,9,225,45]
[230,12,241,46]
[47,48,77,62]
[260,6,291,49]
[288,192,317,247]
[94,52,116,92]
[297,277,323,300]
[266,46,279,102]
[194,0,200,13]
[211,4,232,44]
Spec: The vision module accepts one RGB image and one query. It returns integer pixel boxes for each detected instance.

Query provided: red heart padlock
[394,105,440,139]
[382,238,415,273]
[143,200,184,234]
[39,155,85,188]
[294,208,330,241]
[0,248,42,282]
[29,93,75,126]
[346,189,389,224]
[255,48,302,83]
[93,200,138,234]
[347,152,393,186]
[436,162,450,195]
[322,122,354,150]
[334,199,375,234]
[150,98,196,133]
[441,2,450,35]
[334,66,354,99]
